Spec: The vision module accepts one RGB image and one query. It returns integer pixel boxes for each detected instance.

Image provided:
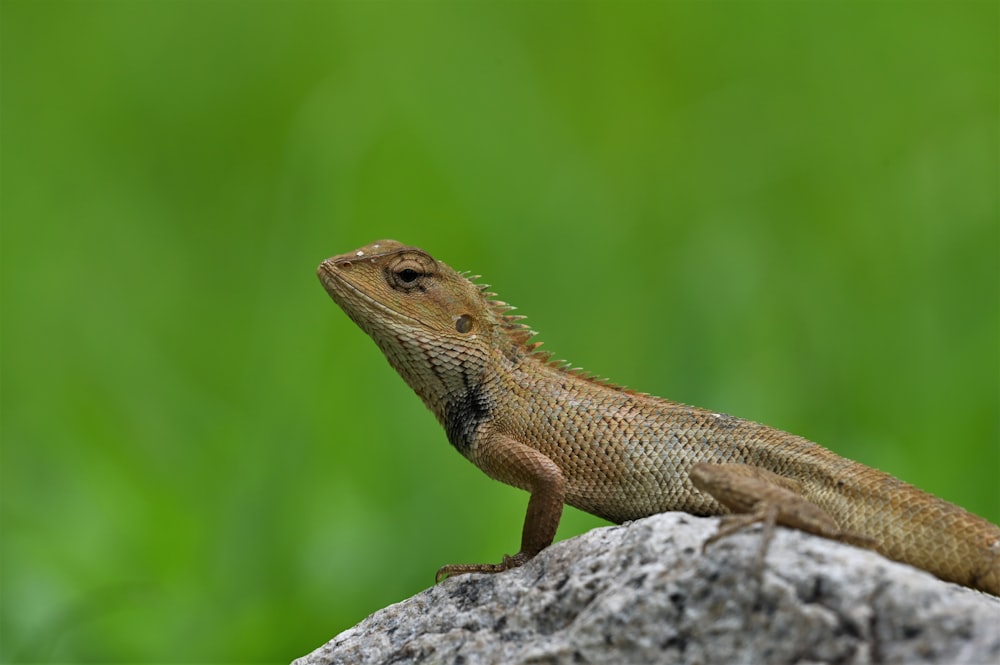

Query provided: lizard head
[318,240,536,406]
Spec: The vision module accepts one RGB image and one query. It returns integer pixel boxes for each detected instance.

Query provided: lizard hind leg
[690,462,873,568]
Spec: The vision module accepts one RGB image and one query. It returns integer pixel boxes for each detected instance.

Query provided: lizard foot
[435,552,530,583]
[702,502,780,581]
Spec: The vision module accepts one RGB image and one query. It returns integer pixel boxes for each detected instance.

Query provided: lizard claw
[435,552,530,583]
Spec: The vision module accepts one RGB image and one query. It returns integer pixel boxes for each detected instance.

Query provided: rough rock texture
[294,513,1000,665]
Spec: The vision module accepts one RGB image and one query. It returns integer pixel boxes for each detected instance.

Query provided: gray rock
[294,513,1000,665]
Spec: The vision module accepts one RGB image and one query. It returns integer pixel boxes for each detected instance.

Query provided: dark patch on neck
[443,380,492,453]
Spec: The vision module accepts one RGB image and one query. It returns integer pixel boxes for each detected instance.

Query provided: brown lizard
[317,239,1000,595]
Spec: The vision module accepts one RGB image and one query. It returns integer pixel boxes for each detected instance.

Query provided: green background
[2,1,997,662]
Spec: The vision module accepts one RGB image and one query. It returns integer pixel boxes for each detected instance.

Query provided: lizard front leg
[436,432,566,582]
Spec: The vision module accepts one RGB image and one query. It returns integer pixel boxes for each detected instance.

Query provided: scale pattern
[318,240,1000,595]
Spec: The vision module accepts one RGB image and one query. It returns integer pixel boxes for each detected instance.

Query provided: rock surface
[294,513,1000,665]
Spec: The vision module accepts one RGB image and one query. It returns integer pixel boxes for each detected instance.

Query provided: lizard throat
[442,381,492,454]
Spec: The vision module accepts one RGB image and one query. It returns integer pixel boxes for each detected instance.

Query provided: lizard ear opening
[455,314,474,334]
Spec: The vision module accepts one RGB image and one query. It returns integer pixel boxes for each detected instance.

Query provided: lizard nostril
[338,261,353,270]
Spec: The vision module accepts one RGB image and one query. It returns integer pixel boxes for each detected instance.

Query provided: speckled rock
[293,513,1000,665]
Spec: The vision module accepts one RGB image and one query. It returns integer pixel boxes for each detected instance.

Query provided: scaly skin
[317,239,1000,594]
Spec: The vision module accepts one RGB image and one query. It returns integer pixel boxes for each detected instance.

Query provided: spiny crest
[459,271,636,392]
[459,270,545,353]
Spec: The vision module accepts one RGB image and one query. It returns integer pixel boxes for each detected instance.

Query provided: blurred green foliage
[2,1,997,662]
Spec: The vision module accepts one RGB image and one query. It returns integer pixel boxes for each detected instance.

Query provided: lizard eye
[387,254,434,290]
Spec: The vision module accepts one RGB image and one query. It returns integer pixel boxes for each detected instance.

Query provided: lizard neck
[370,326,504,454]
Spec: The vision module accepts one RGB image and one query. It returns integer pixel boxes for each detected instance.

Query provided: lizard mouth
[317,259,425,330]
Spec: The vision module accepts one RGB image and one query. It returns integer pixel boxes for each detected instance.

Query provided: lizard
[317,239,1000,595]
